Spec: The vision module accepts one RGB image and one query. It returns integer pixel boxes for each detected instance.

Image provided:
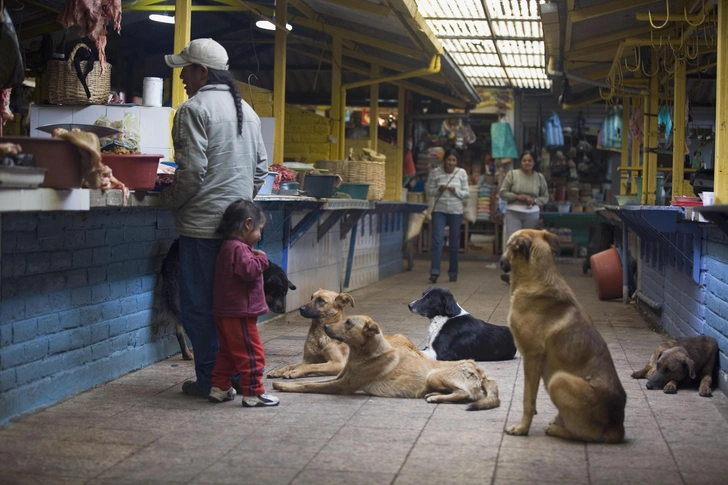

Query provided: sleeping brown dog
[501,229,626,443]
[272,315,500,411]
[631,336,718,396]
[266,289,354,379]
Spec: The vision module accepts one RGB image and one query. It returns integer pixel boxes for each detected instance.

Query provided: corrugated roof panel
[469,77,510,87]
[496,39,544,55]
[484,0,541,20]
[426,19,491,37]
[505,67,548,79]
[463,66,507,78]
[442,38,497,53]
[418,0,485,19]
[492,20,542,39]
[451,52,501,66]
[501,53,543,67]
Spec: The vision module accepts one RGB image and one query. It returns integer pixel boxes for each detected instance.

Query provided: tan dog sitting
[501,229,626,443]
[631,336,718,396]
[267,289,354,379]
[272,315,500,411]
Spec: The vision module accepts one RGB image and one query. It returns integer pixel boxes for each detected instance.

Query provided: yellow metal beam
[320,0,390,17]
[571,0,657,22]
[339,55,441,159]
[644,50,659,205]
[273,0,288,165]
[631,88,641,195]
[672,58,687,197]
[129,5,246,10]
[330,36,343,161]
[388,0,443,54]
[565,41,621,61]
[620,98,630,195]
[716,0,728,204]
[635,12,709,22]
[369,64,380,152]
[571,26,656,52]
[172,0,191,109]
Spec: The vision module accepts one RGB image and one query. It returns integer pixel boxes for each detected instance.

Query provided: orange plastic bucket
[590,245,623,300]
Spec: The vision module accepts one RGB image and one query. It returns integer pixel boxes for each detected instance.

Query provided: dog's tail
[467,376,500,411]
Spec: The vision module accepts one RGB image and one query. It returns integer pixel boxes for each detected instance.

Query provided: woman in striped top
[426,149,470,283]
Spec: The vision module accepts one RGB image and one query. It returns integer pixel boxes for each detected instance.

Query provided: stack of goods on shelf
[477,185,497,221]
[415,146,444,174]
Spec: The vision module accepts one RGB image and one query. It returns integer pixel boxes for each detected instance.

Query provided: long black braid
[207,68,244,135]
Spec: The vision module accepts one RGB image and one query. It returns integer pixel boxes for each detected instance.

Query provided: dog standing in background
[153,239,296,360]
[501,229,626,443]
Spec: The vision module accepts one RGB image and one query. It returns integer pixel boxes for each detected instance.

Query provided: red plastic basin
[101,153,164,190]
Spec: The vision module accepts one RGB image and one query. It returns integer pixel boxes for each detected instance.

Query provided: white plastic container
[143,77,163,107]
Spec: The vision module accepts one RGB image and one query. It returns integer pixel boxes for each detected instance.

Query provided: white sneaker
[208,386,236,403]
[242,393,280,407]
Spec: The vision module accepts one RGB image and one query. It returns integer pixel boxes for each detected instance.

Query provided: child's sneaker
[208,386,236,403]
[242,393,280,407]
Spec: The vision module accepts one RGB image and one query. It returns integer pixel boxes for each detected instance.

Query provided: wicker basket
[345,159,385,200]
[47,44,111,105]
[315,160,348,178]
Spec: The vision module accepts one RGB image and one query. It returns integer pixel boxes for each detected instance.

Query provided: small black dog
[408,287,516,362]
[154,239,296,360]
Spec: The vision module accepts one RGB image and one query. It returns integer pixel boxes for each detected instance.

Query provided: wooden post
[172,0,191,109]
[272,0,287,165]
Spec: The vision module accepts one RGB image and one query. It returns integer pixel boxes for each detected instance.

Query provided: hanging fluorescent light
[255,19,292,31]
[150,13,175,24]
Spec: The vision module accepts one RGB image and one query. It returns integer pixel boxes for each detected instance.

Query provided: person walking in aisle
[426,149,470,283]
[498,150,549,283]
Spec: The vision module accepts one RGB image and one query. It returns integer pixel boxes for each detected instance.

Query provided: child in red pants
[209,199,279,407]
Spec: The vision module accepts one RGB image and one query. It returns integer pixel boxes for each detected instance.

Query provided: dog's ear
[683,358,696,379]
[443,293,460,317]
[363,319,381,337]
[335,293,355,308]
[542,231,560,256]
[287,280,297,291]
[513,236,532,260]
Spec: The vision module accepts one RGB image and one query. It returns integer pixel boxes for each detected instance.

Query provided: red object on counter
[101,153,163,190]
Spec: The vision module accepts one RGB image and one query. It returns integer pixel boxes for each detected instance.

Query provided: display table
[541,210,608,253]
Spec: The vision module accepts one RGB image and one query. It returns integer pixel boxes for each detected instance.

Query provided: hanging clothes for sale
[544,112,564,147]
[597,107,622,150]
[491,120,518,159]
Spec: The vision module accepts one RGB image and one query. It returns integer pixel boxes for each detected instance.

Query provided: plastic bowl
[303,174,339,198]
[101,153,164,190]
[557,202,571,214]
[336,182,370,200]
[257,171,278,196]
[615,195,639,205]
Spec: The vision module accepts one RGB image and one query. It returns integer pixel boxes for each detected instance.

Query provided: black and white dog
[408,287,517,362]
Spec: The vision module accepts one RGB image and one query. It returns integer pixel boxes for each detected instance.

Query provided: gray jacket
[161,84,268,238]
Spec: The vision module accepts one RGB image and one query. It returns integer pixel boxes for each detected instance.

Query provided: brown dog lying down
[272,315,500,410]
[501,229,626,443]
[631,336,718,396]
[267,289,354,379]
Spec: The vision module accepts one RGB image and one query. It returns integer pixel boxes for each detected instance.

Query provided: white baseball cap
[165,38,229,71]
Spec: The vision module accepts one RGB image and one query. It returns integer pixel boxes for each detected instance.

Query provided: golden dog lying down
[272,315,500,410]
[501,229,626,443]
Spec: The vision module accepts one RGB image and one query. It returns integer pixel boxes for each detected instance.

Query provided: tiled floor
[2,261,728,485]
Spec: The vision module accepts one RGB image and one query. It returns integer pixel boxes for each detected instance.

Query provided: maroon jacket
[213,238,270,318]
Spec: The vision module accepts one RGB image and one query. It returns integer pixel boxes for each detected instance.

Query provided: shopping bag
[491,121,518,159]
[544,112,564,147]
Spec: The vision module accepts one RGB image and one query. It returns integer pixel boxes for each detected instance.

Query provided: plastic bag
[95,112,141,153]
[598,107,622,150]
[0,9,25,90]
[491,121,518,159]
[544,112,564,147]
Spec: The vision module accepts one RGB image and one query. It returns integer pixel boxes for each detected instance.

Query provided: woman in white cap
[161,38,270,400]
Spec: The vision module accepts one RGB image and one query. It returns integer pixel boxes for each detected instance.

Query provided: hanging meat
[57,0,122,72]
[1,88,12,126]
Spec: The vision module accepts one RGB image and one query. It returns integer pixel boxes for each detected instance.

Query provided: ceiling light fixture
[150,12,175,24]
[255,19,292,31]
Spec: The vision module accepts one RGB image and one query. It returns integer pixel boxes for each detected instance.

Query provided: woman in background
[426,149,470,283]
[498,150,549,283]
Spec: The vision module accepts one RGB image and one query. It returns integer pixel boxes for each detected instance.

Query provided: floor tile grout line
[388,403,437,485]
[490,355,522,485]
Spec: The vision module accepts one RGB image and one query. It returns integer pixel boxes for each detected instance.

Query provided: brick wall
[0,209,179,424]
[237,82,273,118]
[637,226,728,393]
[285,106,332,162]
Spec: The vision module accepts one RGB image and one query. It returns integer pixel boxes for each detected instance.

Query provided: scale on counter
[37,123,121,138]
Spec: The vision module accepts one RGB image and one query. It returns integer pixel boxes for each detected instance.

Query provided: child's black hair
[216,199,266,239]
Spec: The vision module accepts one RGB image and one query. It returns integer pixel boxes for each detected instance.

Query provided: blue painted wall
[639,225,728,393]
[0,209,179,425]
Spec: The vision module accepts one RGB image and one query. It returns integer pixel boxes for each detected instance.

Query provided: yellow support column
[394,85,406,201]
[331,35,342,161]
[672,57,686,197]
[172,0,191,109]
[716,0,728,203]
[369,64,380,152]
[644,50,659,205]
[272,0,287,165]
[631,96,641,195]
[620,98,630,195]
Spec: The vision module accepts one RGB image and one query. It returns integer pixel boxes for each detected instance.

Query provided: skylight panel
[442,38,497,53]
[492,20,542,39]
[426,20,491,37]
[485,0,540,20]
[418,0,484,19]
[451,52,501,66]
[463,66,507,78]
